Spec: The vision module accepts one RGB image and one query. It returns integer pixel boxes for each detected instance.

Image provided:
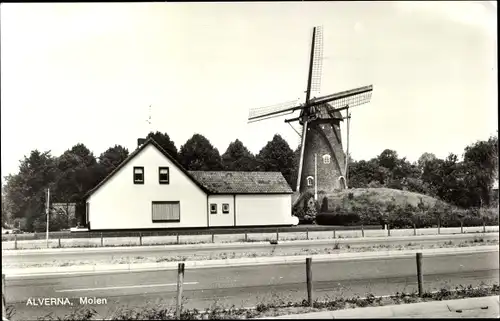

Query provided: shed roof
[188,171,293,194]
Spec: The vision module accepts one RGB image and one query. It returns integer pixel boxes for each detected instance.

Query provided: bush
[316,206,361,226]
[293,192,320,224]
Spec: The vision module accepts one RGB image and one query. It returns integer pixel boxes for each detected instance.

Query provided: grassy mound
[321,188,440,212]
[293,188,498,227]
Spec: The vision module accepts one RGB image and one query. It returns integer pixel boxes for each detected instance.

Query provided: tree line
[1,130,497,232]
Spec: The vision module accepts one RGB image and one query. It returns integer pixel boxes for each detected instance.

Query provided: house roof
[84,137,211,199]
[188,171,293,194]
[85,138,292,199]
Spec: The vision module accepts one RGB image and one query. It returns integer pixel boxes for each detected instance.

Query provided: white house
[84,138,295,230]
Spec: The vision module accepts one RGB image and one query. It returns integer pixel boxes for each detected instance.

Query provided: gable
[85,139,209,200]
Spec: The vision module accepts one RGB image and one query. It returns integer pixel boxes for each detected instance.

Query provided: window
[306,176,314,186]
[159,167,169,184]
[339,176,347,189]
[323,154,331,164]
[152,201,180,222]
[134,167,144,184]
[210,203,217,214]
[222,203,230,214]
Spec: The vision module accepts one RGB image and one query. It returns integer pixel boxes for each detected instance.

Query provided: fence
[2,225,498,250]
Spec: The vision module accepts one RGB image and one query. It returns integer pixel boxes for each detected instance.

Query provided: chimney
[137,138,147,148]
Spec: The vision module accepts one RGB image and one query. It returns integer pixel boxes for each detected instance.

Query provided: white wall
[208,195,235,227]
[235,194,293,226]
[88,144,208,230]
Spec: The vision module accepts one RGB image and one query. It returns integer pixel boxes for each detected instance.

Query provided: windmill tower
[248,26,373,199]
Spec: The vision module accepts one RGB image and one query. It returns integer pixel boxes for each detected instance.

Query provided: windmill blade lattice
[310,85,373,111]
[310,26,323,94]
[248,99,302,123]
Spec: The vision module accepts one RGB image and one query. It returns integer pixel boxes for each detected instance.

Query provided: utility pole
[344,107,351,189]
[314,153,318,201]
[46,188,50,248]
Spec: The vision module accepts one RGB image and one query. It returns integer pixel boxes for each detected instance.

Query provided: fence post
[483,220,486,233]
[244,233,248,242]
[276,229,279,241]
[333,229,336,239]
[306,228,309,240]
[460,221,463,234]
[176,262,185,319]
[438,217,441,235]
[211,233,215,243]
[361,225,364,237]
[139,232,142,246]
[413,223,417,236]
[58,237,61,248]
[14,235,17,250]
[100,233,103,247]
[306,258,313,307]
[177,233,180,244]
[387,224,391,237]
[416,252,423,297]
[2,274,7,320]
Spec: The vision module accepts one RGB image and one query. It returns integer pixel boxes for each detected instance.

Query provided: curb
[4,245,498,278]
[2,231,498,256]
[260,295,500,319]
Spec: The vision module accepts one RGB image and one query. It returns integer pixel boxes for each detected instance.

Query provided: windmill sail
[310,26,323,94]
[248,99,302,123]
[310,85,373,110]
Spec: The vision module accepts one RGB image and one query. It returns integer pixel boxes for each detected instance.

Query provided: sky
[1,1,497,183]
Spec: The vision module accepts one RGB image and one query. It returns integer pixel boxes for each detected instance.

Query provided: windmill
[248,26,373,199]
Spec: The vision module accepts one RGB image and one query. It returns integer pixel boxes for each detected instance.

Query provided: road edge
[3,245,498,278]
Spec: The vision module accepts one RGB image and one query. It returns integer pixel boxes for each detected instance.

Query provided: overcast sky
[1,2,497,182]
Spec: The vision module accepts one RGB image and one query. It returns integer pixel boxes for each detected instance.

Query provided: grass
[4,237,498,269]
[322,187,441,211]
[8,282,498,320]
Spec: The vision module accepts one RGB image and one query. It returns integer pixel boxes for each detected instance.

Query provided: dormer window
[134,167,144,184]
[159,167,169,184]
[323,154,331,164]
[306,176,314,187]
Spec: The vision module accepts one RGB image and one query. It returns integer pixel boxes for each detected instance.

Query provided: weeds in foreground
[28,283,499,320]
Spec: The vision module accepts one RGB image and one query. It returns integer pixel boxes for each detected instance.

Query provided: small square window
[159,167,169,184]
[222,203,230,214]
[210,204,217,214]
[134,167,144,184]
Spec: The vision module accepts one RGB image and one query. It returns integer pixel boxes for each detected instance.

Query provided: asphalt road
[3,233,498,265]
[5,251,499,320]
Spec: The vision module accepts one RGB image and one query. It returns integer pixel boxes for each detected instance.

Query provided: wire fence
[2,225,498,250]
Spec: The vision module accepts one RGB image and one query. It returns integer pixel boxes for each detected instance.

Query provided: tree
[221,139,258,171]
[417,152,437,172]
[256,134,295,187]
[147,131,178,159]
[97,145,129,179]
[2,150,58,231]
[53,144,98,225]
[348,159,380,188]
[179,134,223,170]
[377,149,399,171]
[462,135,498,207]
